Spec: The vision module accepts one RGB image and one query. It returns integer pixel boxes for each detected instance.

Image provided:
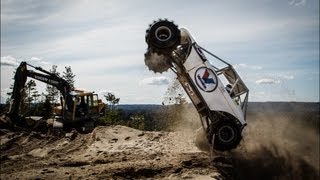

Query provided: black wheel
[84,120,95,133]
[76,120,95,134]
[145,19,180,51]
[208,121,242,151]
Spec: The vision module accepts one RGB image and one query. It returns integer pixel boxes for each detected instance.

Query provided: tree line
[4,65,75,118]
[1,63,192,132]
[98,93,197,132]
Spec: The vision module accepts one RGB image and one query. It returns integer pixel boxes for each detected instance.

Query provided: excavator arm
[8,62,28,117]
[8,62,71,119]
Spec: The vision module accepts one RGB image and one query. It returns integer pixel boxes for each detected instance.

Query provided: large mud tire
[208,121,242,151]
[145,19,180,52]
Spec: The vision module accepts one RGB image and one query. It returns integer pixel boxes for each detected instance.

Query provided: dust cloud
[144,50,172,73]
[161,76,320,178]
[144,46,319,179]
[158,72,320,179]
[162,79,187,105]
[195,111,320,179]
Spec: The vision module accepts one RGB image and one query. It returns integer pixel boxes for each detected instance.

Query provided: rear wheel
[145,19,180,52]
[208,121,241,151]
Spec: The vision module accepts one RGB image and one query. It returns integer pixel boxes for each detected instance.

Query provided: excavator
[7,61,105,133]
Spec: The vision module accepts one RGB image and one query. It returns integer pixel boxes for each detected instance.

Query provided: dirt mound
[1,109,319,179]
[0,125,224,179]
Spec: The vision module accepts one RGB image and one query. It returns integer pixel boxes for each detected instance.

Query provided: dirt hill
[0,102,319,179]
[0,125,227,179]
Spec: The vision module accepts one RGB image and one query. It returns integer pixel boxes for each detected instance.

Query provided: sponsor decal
[195,67,218,92]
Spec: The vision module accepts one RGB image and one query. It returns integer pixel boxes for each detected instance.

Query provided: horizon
[1,101,319,106]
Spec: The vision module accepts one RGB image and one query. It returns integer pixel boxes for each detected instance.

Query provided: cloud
[234,63,262,70]
[97,89,121,97]
[1,55,19,67]
[1,0,72,24]
[288,0,307,6]
[1,88,10,103]
[279,74,294,80]
[255,73,294,85]
[250,91,267,101]
[141,76,170,85]
[30,57,49,65]
[97,89,123,103]
[1,55,50,68]
[98,90,114,96]
[256,78,280,84]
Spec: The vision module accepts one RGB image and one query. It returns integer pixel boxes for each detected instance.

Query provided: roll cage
[198,46,249,119]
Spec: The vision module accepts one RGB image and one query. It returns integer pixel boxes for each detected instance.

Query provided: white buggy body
[145,20,249,151]
[179,29,246,127]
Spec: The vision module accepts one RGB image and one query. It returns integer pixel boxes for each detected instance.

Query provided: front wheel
[208,121,242,151]
[145,19,180,51]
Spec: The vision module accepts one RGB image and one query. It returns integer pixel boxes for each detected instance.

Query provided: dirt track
[0,126,228,179]
[1,110,319,180]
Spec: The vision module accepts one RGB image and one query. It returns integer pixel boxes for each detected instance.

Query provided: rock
[173,167,183,173]
[181,174,193,179]
[181,160,192,167]
[109,138,118,143]
[0,155,9,161]
[65,131,77,141]
[0,115,12,129]
[125,136,130,140]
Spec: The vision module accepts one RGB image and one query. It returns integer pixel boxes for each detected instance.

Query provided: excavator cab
[53,90,105,132]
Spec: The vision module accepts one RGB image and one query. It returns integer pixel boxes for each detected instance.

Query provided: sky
[1,0,319,104]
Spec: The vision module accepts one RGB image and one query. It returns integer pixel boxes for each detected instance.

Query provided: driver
[225,84,235,98]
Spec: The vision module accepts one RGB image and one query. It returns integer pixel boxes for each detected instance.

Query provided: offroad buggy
[145,19,249,151]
